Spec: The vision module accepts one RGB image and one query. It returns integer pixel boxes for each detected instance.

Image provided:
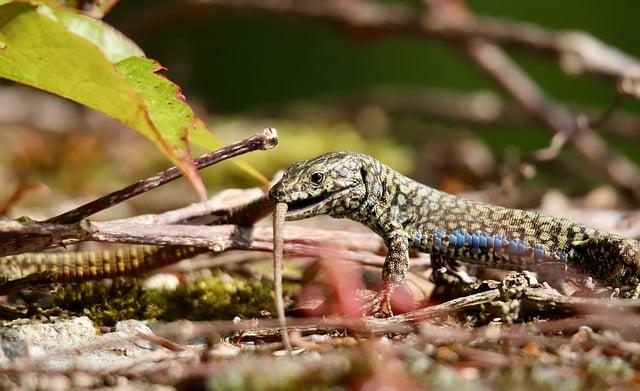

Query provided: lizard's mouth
[284,189,349,220]
[287,194,330,212]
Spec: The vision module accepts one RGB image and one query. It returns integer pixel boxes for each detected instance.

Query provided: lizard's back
[377,165,640,285]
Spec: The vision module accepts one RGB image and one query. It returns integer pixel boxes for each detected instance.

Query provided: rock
[0,316,96,368]
[0,317,170,372]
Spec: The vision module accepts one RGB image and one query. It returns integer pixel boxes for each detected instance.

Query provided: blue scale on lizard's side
[425,226,569,270]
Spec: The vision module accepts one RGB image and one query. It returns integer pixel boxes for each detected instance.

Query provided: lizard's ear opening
[360,167,368,184]
[360,164,383,200]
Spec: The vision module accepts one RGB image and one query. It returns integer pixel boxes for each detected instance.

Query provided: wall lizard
[269,152,640,316]
[2,152,639,317]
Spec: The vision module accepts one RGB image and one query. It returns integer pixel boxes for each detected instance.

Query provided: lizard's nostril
[269,188,284,200]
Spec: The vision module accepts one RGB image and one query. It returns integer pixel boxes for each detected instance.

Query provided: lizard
[268,151,640,317]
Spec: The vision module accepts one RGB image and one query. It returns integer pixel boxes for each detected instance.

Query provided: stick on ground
[273,202,291,351]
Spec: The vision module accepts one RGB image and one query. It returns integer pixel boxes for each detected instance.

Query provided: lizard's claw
[356,289,394,318]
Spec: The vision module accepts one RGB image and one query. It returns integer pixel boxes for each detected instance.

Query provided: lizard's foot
[448,268,474,284]
[430,255,473,285]
[616,284,640,299]
[356,288,394,318]
[629,284,640,299]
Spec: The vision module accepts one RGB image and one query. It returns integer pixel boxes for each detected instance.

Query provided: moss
[54,279,148,327]
[144,271,275,321]
[54,270,275,326]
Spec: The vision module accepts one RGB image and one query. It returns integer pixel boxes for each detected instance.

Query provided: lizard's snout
[268,184,286,202]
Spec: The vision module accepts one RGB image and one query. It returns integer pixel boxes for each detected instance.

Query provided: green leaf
[53,7,143,62]
[0,1,264,198]
[115,56,213,195]
[0,2,143,128]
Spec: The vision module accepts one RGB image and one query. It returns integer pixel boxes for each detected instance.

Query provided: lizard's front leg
[369,229,409,317]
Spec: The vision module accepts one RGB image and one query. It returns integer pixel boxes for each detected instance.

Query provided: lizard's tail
[0,246,206,283]
[603,237,640,287]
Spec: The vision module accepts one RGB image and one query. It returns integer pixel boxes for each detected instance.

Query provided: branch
[372,271,640,328]
[465,38,640,201]
[339,87,640,141]
[0,219,89,256]
[46,128,278,224]
[0,215,387,261]
[187,0,640,201]
[88,222,385,255]
[190,0,640,93]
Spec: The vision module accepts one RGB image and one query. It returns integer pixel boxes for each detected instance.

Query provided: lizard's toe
[356,289,394,318]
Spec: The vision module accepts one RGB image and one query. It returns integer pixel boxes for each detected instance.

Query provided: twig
[151,316,407,341]
[0,219,89,256]
[87,223,385,256]
[273,202,291,351]
[150,291,640,339]
[147,271,640,341]
[187,0,640,200]
[337,88,640,141]
[522,286,640,314]
[370,272,640,331]
[189,0,640,88]
[465,38,640,201]
[112,188,265,225]
[0,194,376,258]
[0,214,392,293]
[46,128,278,224]
[0,189,264,257]
[371,288,501,327]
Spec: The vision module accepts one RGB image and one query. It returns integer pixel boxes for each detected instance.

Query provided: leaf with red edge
[0,1,267,198]
[116,56,207,198]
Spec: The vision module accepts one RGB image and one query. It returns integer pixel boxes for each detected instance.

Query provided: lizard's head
[269,152,373,220]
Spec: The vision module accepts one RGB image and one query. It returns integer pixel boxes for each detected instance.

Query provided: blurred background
[1,0,639,220]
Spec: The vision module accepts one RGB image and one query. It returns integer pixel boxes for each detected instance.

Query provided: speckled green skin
[269,152,640,297]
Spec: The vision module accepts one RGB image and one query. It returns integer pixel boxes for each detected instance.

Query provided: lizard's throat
[284,188,354,220]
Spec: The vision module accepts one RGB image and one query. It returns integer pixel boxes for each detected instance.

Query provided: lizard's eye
[310,172,325,185]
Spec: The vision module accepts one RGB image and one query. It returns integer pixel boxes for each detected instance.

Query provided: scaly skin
[0,246,205,283]
[269,152,640,316]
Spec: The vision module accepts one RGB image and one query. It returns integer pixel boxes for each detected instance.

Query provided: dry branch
[47,128,278,225]
[465,38,640,201]
[340,88,640,141]
[148,272,640,341]
[3,190,640,258]
[190,0,640,88]
[188,0,640,201]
